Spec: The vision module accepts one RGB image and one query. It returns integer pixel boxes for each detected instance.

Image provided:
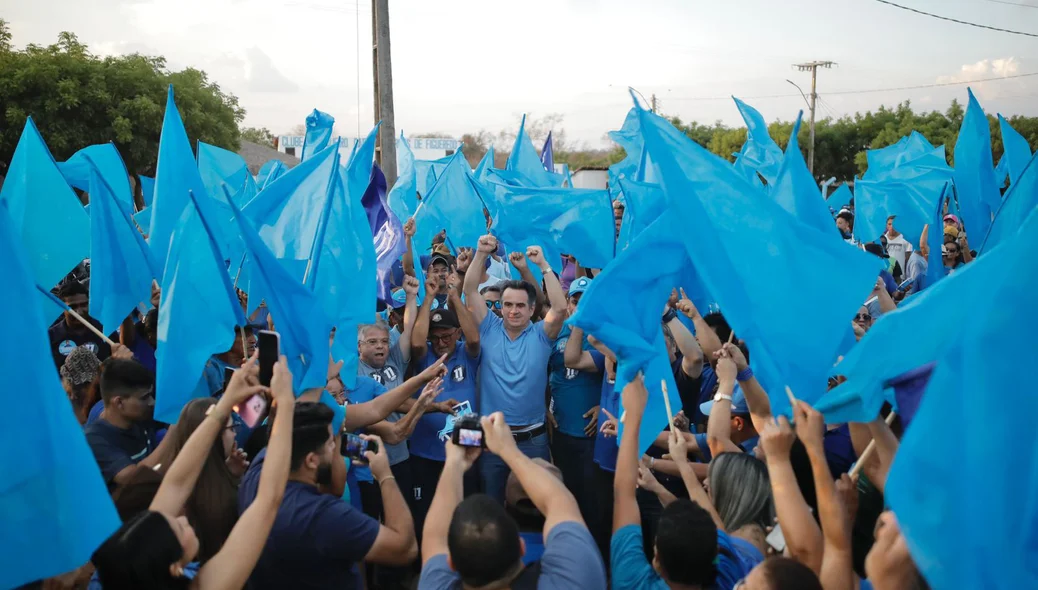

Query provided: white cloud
[936,58,1025,100]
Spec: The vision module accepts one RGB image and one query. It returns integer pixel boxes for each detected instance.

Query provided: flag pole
[36,284,116,346]
[848,411,898,481]
[660,379,676,434]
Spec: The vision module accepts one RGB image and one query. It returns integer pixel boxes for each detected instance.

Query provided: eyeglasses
[855,313,872,322]
[430,333,455,344]
[485,300,502,310]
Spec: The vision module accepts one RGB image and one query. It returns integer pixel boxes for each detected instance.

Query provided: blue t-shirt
[478,312,553,426]
[343,377,388,482]
[83,418,157,488]
[693,434,760,463]
[410,344,481,462]
[418,522,606,590]
[591,351,620,472]
[358,345,409,466]
[823,424,857,477]
[549,327,603,438]
[239,449,380,590]
[610,524,761,590]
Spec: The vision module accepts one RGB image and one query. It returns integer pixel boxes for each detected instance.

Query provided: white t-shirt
[884,234,913,273]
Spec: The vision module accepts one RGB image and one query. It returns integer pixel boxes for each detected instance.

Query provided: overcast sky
[6,0,1038,148]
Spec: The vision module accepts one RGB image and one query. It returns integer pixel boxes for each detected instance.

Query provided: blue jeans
[481,432,551,503]
[550,433,597,525]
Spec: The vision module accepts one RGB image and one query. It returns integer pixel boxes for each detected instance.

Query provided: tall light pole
[791,61,835,175]
[372,0,397,186]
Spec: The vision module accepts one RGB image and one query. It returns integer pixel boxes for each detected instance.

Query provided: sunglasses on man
[855,313,872,322]
[485,300,502,310]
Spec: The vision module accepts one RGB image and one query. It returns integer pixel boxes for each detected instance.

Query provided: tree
[241,126,275,148]
[0,20,244,176]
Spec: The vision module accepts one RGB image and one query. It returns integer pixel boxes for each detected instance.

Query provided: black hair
[99,358,155,403]
[702,312,751,363]
[58,279,88,299]
[655,499,718,586]
[290,402,334,472]
[92,511,190,590]
[480,285,503,295]
[499,280,537,307]
[447,494,523,587]
[759,556,823,590]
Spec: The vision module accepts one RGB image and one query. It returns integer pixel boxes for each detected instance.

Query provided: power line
[983,0,1038,8]
[871,0,1038,37]
[669,71,1038,101]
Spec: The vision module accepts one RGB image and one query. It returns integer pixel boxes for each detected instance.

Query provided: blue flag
[139,175,156,208]
[473,146,495,182]
[133,207,152,236]
[487,182,614,270]
[197,141,250,202]
[388,131,418,221]
[87,166,161,335]
[981,151,1038,254]
[885,209,1038,588]
[256,160,286,190]
[413,149,491,255]
[636,100,878,414]
[59,143,135,212]
[770,112,838,236]
[0,117,90,290]
[506,115,564,188]
[155,191,246,423]
[615,178,666,252]
[886,362,934,432]
[608,109,644,194]
[367,165,408,305]
[923,183,949,290]
[0,203,120,590]
[227,188,331,392]
[853,171,948,246]
[826,184,853,214]
[997,114,1032,187]
[863,132,950,182]
[302,109,336,162]
[540,131,555,172]
[731,97,783,185]
[952,89,1000,240]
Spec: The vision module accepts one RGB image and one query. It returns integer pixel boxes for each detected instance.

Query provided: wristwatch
[713,393,733,404]
[662,309,678,323]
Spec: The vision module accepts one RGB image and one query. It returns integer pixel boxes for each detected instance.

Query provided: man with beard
[240,403,416,589]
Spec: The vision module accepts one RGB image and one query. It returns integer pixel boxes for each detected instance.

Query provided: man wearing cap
[386,289,409,349]
[402,218,453,310]
[836,208,857,245]
[409,273,482,543]
[547,276,602,526]
[462,233,569,503]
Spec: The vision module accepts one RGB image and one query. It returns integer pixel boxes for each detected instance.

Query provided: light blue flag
[473,146,495,182]
[412,234,428,305]
[139,175,156,208]
[615,178,666,252]
[885,210,1038,589]
[487,182,614,271]
[413,149,491,256]
[608,109,643,192]
[997,114,1032,187]
[150,86,223,273]
[154,191,246,423]
[0,203,120,590]
[0,117,90,290]
[994,154,1009,188]
[415,155,451,198]
[732,97,783,185]
[826,184,853,214]
[922,183,948,291]
[980,150,1038,254]
[818,197,1030,424]
[227,188,332,392]
[59,143,134,211]
[636,100,879,414]
[561,164,573,188]
[506,115,564,188]
[863,132,950,182]
[302,109,335,162]
[952,89,1000,240]
[256,160,286,190]
[771,112,838,237]
[36,283,70,325]
[853,170,948,246]
[388,131,418,221]
[197,141,250,201]
[133,207,152,235]
[87,166,161,335]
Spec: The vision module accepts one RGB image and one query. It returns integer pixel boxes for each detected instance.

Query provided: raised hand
[793,400,826,453]
[402,275,420,297]
[424,272,440,296]
[759,415,795,463]
[480,412,518,456]
[600,408,618,438]
[403,217,416,238]
[418,352,449,381]
[715,350,738,384]
[508,251,528,270]
[668,429,689,465]
[455,247,474,273]
[477,234,498,254]
[417,377,443,409]
[674,288,699,319]
[525,245,548,269]
[721,342,748,372]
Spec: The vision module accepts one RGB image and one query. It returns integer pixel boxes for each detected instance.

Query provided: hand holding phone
[452,414,484,448]
[341,433,380,460]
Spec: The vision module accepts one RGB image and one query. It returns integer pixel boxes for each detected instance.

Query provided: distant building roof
[238,140,299,175]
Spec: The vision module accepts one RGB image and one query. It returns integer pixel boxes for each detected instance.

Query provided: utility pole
[792,60,835,175]
[372,0,397,186]
[650,94,658,114]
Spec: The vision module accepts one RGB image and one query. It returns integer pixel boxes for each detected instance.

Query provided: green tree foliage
[241,126,276,148]
[0,20,244,175]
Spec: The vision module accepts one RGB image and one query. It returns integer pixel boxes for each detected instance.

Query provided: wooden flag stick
[784,385,798,410]
[661,379,676,433]
[727,330,736,344]
[65,305,117,347]
[848,411,898,481]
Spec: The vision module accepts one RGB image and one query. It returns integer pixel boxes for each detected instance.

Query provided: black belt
[511,424,547,442]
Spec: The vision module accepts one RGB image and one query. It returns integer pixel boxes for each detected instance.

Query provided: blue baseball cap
[391,289,407,309]
[569,277,592,297]
[699,384,750,416]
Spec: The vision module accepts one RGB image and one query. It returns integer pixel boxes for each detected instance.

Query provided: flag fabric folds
[227,189,331,392]
[366,165,408,306]
[413,149,492,256]
[387,131,418,221]
[0,117,90,290]
[58,143,135,212]
[415,155,452,198]
[139,175,156,208]
[852,171,949,246]
[981,151,1038,254]
[826,184,853,213]
[473,146,495,182]
[87,166,161,335]
[952,89,1000,241]
[635,101,879,415]
[256,160,286,190]
[770,112,838,236]
[197,141,251,202]
[863,132,949,182]
[506,115,563,188]
[0,203,120,590]
[540,131,555,172]
[154,191,246,423]
[302,109,336,162]
[615,178,666,252]
[997,115,1032,187]
[732,97,783,185]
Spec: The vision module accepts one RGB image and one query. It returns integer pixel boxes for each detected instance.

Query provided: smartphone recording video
[451,414,484,448]
[341,433,379,460]
[236,393,268,428]
[258,330,280,387]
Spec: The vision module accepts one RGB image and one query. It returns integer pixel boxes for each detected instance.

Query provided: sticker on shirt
[437,401,474,442]
[84,342,99,354]
[564,368,579,380]
[370,373,384,385]
[383,366,398,382]
[555,338,568,353]
[58,340,77,355]
[451,365,467,383]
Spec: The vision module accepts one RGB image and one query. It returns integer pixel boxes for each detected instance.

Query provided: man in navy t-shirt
[408,280,481,542]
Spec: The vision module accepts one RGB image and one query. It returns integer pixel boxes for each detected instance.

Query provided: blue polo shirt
[693,434,760,463]
[343,377,388,483]
[591,351,620,472]
[549,327,603,438]
[410,343,481,462]
[478,312,553,426]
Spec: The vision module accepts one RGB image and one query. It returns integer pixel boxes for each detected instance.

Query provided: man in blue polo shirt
[548,276,602,526]
[461,233,568,502]
[408,276,481,541]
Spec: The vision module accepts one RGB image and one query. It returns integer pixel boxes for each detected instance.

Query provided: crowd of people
[19,186,951,590]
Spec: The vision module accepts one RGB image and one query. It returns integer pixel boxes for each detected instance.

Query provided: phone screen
[341,434,370,458]
[222,367,236,392]
[258,330,280,387]
[765,524,786,553]
[456,427,483,448]
[236,393,268,428]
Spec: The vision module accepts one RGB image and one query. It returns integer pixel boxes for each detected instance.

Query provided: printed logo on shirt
[565,368,579,380]
[84,342,99,354]
[437,401,474,441]
[451,365,467,382]
[413,486,422,501]
[58,340,77,355]
[370,373,384,385]
[383,366,398,382]
[555,338,568,353]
